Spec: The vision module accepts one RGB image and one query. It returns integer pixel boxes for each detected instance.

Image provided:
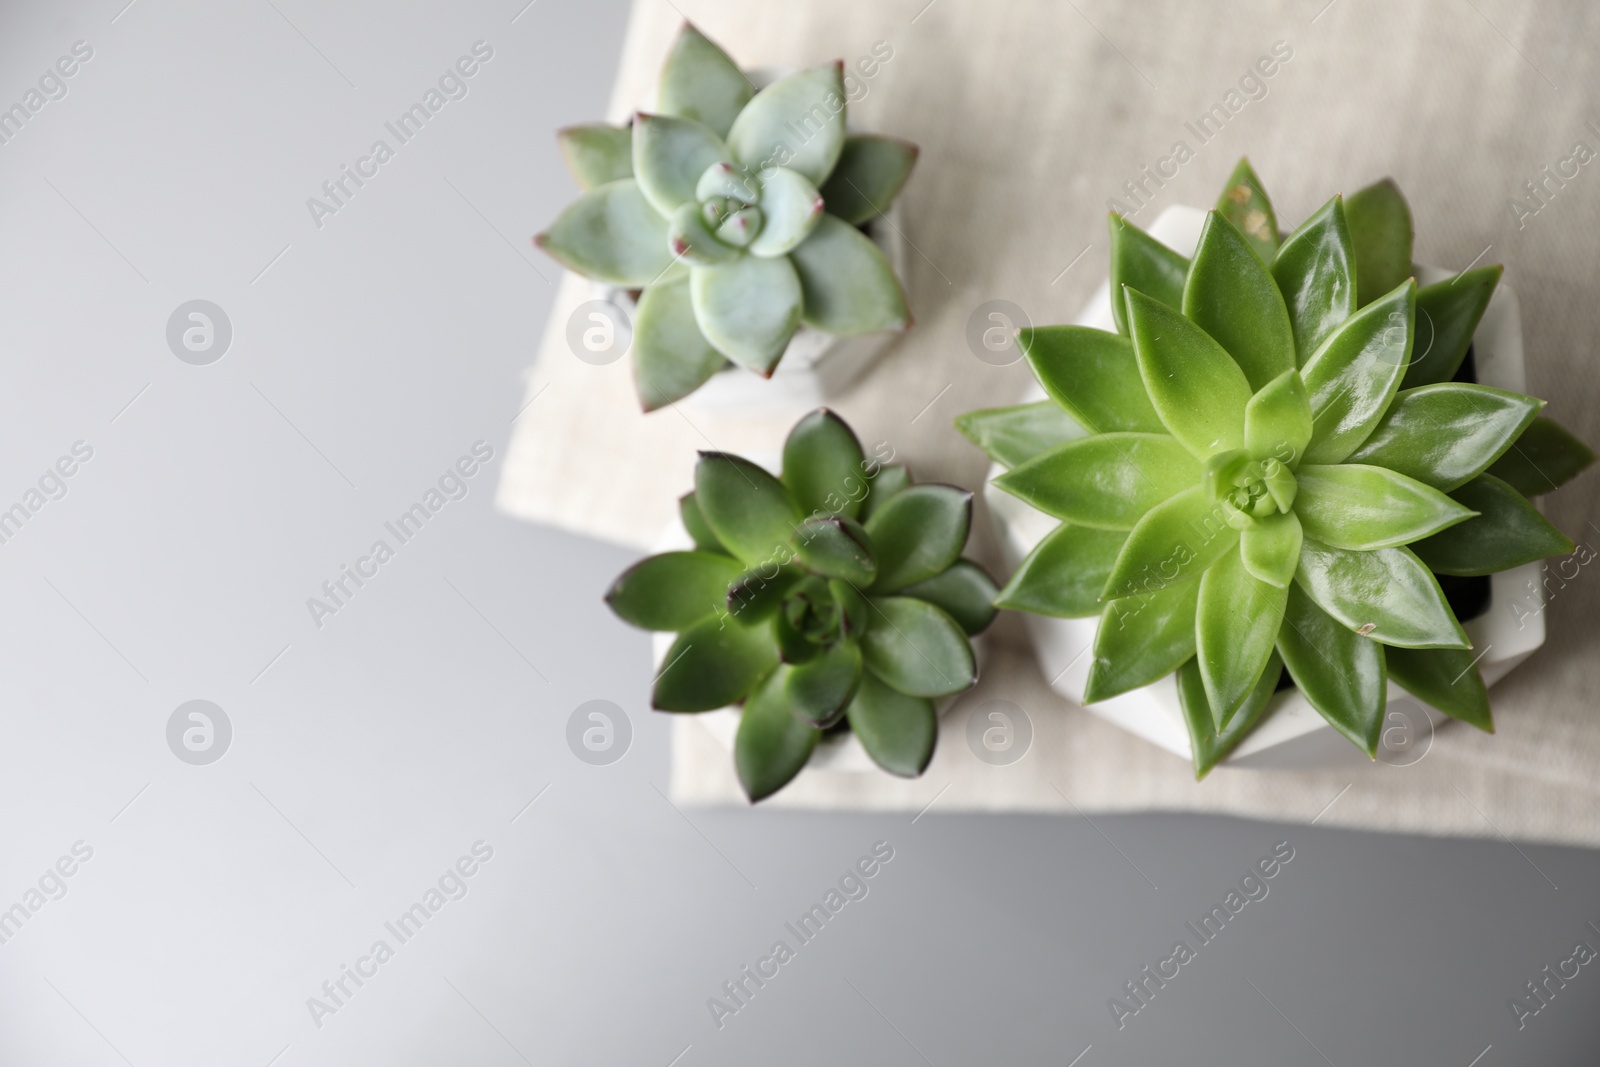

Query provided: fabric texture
[498,0,1600,846]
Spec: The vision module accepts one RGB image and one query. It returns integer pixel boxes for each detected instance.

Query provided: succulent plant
[539,24,916,410]
[959,159,1593,777]
[605,409,996,801]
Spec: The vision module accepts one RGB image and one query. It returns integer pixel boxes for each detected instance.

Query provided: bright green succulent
[605,409,996,801]
[539,24,916,410]
[959,159,1593,776]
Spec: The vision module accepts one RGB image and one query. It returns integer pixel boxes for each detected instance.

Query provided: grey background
[0,0,1596,1064]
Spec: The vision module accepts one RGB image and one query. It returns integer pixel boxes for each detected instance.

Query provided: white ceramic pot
[984,204,1546,770]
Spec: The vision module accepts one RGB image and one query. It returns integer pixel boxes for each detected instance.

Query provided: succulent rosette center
[1205,449,1298,527]
[666,161,823,265]
[782,576,855,646]
[698,194,761,247]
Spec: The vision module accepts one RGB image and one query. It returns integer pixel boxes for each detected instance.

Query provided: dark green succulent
[540,24,916,410]
[606,409,996,801]
[960,159,1593,776]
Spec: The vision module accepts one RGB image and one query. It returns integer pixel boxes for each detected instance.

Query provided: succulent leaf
[1276,582,1386,754]
[1183,211,1296,391]
[694,451,803,568]
[716,205,761,249]
[1126,288,1253,457]
[748,166,824,257]
[1295,538,1469,649]
[1345,383,1541,491]
[858,597,975,697]
[726,565,800,621]
[1243,370,1313,467]
[1487,416,1597,496]
[605,550,745,631]
[995,433,1201,529]
[1293,464,1476,551]
[1404,266,1501,388]
[1108,214,1189,336]
[863,484,972,591]
[1384,646,1493,732]
[557,123,634,189]
[1299,279,1415,464]
[997,522,1127,618]
[1240,511,1303,589]
[654,614,779,711]
[678,492,726,554]
[735,666,819,801]
[954,400,1084,469]
[788,214,909,334]
[785,640,863,726]
[536,178,677,287]
[725,64,846,185]
[1410,474,1574,576]
[1179,653,1282,779]
[695,160,761,203]
[667,202,741,266]
[1197,546,1289,727]
[633,277,728,410]
[1100,486,1240,600]
[775,609,822,664]
[1214,158,1279,262]
[792,516,877,585]
[860,464,912,521]
[819,134,918,224]
[830,577,870,638]
[1343,178,1414,307]
[633,112,730,216]
[1020,326,1164,434]
[656,24,753,140]
[1271,195,1356,364]
[782,407,868,518]
[846,671,937,777]
[898,560,999,636]
[1083,580,1200,703]
[690,253,803,372]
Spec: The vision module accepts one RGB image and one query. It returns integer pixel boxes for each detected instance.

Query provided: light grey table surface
[0,1,1596,1065]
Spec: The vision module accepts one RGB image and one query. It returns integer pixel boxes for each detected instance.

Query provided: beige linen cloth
[499,0,1600,845]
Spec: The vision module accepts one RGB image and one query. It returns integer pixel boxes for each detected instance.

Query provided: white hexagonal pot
[984,204,1546,771]
[648,454,979,774]
[595,69,911,416]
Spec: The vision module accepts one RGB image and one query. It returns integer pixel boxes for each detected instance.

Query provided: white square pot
[647,452,979,773]
[984,204,1546,771]
[596,202,908,416]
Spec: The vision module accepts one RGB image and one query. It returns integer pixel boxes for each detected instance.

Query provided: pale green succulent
[538,24,916,409]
